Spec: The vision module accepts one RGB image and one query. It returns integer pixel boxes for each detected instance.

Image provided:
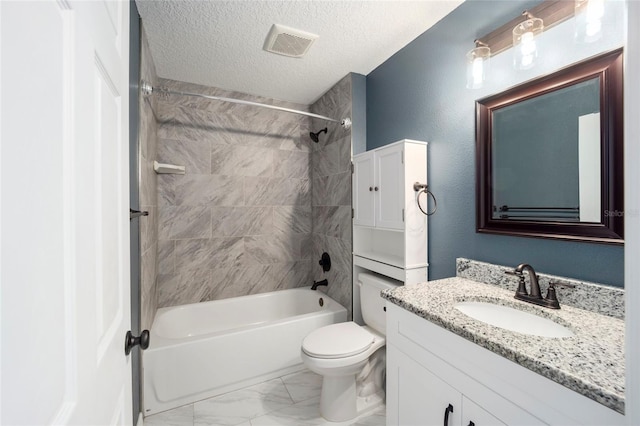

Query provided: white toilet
[300,272,400,422]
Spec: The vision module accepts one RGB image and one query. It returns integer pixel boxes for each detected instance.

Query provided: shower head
[309,127,328,143]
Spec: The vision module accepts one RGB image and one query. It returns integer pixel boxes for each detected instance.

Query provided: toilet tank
[358,272,401,335]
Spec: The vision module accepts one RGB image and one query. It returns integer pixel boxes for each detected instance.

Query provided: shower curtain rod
[141,80,352,129]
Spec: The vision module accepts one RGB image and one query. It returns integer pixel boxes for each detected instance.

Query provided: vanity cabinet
[389,345,513,426]
[352,140,428,285]
[386,303,624,426]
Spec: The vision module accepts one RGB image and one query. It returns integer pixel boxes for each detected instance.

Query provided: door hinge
[402,208,405,222]
[352,208,355,219]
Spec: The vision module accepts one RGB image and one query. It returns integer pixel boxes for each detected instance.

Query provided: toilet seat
[302,322,374,359]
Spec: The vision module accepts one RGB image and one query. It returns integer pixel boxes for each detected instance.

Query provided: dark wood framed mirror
[476,48,623,244]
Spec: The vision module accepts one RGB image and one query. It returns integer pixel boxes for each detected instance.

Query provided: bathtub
[143,287,347,415]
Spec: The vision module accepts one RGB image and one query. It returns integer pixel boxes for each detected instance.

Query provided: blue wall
[366,0,625,286]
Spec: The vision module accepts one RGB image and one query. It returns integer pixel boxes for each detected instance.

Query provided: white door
[375,144,405,230]
[353,151,376,227]
[1,1,132,424]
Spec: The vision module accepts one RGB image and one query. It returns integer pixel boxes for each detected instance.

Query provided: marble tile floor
[144,369,385,426]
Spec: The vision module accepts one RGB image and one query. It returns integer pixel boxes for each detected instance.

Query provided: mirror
[476,49,623,244]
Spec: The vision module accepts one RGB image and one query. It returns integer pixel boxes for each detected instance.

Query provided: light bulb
[520,32,536,56]
[472,57,484,86]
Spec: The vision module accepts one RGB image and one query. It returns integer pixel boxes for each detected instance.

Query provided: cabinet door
[353,151,376,227]
[388,345,462,426]
[375,144,405,229]
[463,397,507,426]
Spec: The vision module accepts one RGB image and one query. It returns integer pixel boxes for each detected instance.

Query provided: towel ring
[413,182,437,216]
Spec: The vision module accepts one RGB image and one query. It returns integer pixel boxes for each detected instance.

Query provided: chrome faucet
[505,263,574,309]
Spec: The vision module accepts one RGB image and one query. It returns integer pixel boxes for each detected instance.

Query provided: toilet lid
[302,322,375,359]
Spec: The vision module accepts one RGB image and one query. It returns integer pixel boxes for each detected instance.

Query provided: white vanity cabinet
[386,303,625,426]
[352,140,428,286]
[389,345,515,426]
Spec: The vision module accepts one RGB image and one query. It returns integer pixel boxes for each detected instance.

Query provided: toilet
[300,272,400,422]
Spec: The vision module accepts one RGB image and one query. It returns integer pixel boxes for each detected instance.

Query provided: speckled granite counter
[382,277,625,414]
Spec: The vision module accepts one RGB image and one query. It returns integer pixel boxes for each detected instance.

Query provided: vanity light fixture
[466,1,576,87]
[513,11,544,70]
[466,40,491,89]
[575,0,605,43]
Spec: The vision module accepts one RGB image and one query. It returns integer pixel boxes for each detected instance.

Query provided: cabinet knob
[369,186,373,191]
[443,404,454,426]
[468,422,475,426]
[374,186,379,191]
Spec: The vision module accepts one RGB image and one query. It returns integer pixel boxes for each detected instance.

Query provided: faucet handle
[545,282,576,308]
[505,270,527,297]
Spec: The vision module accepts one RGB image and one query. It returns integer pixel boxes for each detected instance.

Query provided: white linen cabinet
[352,140,428,285]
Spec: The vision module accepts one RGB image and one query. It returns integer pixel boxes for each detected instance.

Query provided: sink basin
[455,301,574,338]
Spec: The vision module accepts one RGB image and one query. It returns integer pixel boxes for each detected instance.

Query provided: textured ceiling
[135,0,464,105]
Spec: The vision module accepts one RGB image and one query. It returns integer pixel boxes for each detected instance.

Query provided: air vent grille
[264,24,318,58]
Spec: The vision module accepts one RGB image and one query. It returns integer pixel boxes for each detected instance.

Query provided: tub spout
[312,279,328,290]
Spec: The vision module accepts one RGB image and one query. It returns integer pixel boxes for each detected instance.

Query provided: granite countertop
[382,277,625,414]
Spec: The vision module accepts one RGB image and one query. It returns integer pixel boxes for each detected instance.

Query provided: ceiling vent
[263,24,318,58]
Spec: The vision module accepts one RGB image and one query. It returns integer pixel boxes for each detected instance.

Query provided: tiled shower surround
[311,75,353,319]
[148,75,354,317]
[140,26,159,331]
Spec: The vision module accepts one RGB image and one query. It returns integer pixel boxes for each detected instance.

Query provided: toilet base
[319,376,385,422]
[320,375,357,422]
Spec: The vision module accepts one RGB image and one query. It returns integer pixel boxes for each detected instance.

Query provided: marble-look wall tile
[274,206,311,234]
[174,238,244,272]
[157,268,212,308]
[140,205,157,254]
[158,138,211,175]
[310,74,354,319]
[157,80,313,306]
[312,135,351,178]
[312,206,351,241]
[312,172,351,207]
[211,145,273,177]
[139,24,160,330]
[211,207,273,237]
[159,206,211,240]
[157,240,175,275]
[244,177,310,206]
[155,75,353,308]
[245,234,304,264]
[273,150,311,180]
[160,174,244,207]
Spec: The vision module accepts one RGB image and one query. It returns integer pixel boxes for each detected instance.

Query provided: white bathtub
[143,287,347,415]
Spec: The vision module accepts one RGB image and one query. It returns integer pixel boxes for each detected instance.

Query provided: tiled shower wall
[154,80,316,307]
[149,75,354,313]
[311,75,353,319]
[139,26,159,331]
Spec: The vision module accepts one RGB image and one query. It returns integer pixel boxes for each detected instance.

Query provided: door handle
[124,330,150,355]
[443,404,454,426]
[129,208,149,220]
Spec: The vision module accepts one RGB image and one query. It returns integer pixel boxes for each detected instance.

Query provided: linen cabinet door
[353,151,376,227]
[375,144,405,230]
[387,345,462,426]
